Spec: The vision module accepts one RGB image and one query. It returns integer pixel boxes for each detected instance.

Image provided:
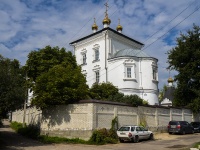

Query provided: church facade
[70,7,159,105]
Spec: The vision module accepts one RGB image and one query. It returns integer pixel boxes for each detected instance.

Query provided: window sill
[81,63,87,66]
[123,78,137,81]
[92,59,100,63]
[152,79,159,83]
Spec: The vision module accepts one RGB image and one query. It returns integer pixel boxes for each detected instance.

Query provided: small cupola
[116,19,123,33]
[102,2,111,28]
[168,77,174,87]
[92,18,98,33]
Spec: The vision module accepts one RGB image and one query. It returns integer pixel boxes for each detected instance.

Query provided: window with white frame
[81,49,87,65]
[95,70,100,83]
[152,62,158,81]
[93,44,100,62]
[82,53,86,65]
[94,49,99,61]
[124,62,136,80]
[152,68,157,80]
[127,67,132,78]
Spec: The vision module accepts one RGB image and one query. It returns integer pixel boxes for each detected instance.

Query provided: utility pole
[23,70,28,127]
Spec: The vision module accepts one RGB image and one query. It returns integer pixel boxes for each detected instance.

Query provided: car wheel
[192,130,194,134]
[169,132,172,134]
[119,138,124,143]
[182,130,185,135]
[149,133,154,140]
[134,135,139,143]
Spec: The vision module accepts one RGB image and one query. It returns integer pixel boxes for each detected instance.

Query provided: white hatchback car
[117,125,154,143]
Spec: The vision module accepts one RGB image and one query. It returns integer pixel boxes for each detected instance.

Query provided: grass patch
[38,135,87,144]
[10,121,40,139]
[192,142,200,148]
[10,121,119,145]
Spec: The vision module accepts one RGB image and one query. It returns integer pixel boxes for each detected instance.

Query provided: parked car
[191,122,200,133]
[116,125,154,143]
[168,121,194,134]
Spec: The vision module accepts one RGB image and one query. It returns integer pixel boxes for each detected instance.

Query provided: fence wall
[12,100,200,140]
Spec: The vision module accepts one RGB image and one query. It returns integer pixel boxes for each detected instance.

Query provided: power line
[67,1,200,84]
[65,2,106,45]
[142,4,200,51]
[85,2,200,83]
[144,0,197,42]
[71,1,118,43]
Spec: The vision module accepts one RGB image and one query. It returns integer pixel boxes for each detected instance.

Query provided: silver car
[117,125,154,143]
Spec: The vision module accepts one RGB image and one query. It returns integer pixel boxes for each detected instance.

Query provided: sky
[0,0,200,90]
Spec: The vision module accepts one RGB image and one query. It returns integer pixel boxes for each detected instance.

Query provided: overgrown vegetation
[89,82,146,106]
[192,142,200,149]
[88,117,118,144]
[10,121,40,139]
[10,118,119,145]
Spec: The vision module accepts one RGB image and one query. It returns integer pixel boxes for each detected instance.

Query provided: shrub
[38,136,86,144]
[18,124,40,139]
[10,122,40,139]
[10,121,23,132]
[89,128,118,144]
[89,128,108,144]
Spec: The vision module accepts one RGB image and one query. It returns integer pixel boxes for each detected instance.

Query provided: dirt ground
[0,119,198,150]
[154,132,182,140]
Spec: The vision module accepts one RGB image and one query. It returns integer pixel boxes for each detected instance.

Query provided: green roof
[113,49,150,58]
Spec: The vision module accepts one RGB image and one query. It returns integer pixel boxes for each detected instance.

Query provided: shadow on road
[0,120,47,150]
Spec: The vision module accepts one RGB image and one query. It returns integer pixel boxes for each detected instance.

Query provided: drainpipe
[105,30,108,82]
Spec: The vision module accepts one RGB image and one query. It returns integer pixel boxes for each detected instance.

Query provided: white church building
[70,5,159,105]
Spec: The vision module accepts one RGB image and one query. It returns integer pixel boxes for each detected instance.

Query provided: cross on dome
[102,2,111,27]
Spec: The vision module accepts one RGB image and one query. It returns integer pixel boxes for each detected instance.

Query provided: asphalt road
[0,120,200,150]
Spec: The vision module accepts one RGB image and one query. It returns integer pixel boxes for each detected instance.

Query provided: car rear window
[118,127,130,131]
[191,122,200,125]
[169,121,179,125]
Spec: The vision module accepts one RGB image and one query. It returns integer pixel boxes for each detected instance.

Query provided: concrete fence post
[155,107,158,128]
[182,109,184,121]
[170,108,172,121]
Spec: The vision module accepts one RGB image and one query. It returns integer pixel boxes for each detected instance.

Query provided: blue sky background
[0,0,200,90]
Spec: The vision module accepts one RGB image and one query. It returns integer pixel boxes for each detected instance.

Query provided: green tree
[26,46,89,109]
[32,64,89,109]
[123,95,144,106]
[0,55,25,118]
[158,84,167,103]
[89,82,144,106]
[167,24,200,112]
[89,82,119,100]
[26,45,77,82]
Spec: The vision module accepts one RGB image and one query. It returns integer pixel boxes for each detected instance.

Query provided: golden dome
[92,18,98,31]
[102,16,111,25]
[168,77,174,83]
[102,2,111,25]
[92,24,98,30]
[116,24,123,30]
[116,19,123,31]
[92,23,98,30]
